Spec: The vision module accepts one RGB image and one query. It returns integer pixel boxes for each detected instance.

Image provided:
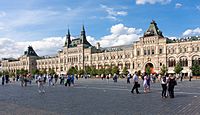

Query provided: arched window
[168,57,176,67]
[192,55,200,66]
[125,62,130,69]
[180,56,188,67]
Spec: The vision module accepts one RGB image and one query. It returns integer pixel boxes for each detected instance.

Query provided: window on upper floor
[144,50,146,55]
[148,49,150,55]
[179,48,182,53]
[159,48,162,54]
[152,49,154,55]
[137,50,140,56]
[184,48,187,52]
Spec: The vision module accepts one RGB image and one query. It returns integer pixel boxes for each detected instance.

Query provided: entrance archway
[145,63,154,74]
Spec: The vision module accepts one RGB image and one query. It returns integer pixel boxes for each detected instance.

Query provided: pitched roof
[144,20,163,37]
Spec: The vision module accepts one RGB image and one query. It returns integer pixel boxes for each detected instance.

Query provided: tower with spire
[64,29,71,48]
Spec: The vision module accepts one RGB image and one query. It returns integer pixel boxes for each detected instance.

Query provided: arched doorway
[145,63,154,74]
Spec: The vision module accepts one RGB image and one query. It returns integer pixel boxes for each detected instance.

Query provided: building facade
[1,21,200,76]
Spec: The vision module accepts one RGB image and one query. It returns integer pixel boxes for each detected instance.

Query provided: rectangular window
[159,49,162,54]
[152,49,154,55]
[137,50,140,56]
[148,50,150,55]
[144,50,146,55]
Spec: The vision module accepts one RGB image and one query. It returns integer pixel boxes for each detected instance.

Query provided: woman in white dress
[143,75,149,93]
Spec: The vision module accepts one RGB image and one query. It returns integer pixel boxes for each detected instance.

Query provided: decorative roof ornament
[144,20,164,37]
[24,46,38,56]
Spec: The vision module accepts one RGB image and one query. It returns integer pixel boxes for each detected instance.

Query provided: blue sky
[0,0,200,58]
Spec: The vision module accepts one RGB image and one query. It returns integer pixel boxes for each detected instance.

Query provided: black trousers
[161,84,167,97]
[168,86,175,98]
[131,82,139,94]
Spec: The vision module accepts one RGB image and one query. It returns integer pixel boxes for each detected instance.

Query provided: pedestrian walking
[189,73,192,81]
[127,73,131,84]
[5,74,9,84]
[131,72,140,94]
[147,75,151,92]
[143,74,149,93]
[20,75,25,87]
[36,74,45,93]
[113,74,118,83]
[60,75,65,85]
[168,75,177,98]
[161,75,167,98]
[71,74,74,86]
[65,74,71,87]
[2,75,5,85]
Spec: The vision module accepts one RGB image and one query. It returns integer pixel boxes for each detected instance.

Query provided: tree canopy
[190,60,200,76]
[160,64,168,76]
[174,62,183,74]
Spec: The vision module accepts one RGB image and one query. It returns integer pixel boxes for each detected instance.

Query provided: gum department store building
[1,21,200,76]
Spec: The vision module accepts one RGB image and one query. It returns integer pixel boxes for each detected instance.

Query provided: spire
[65,28,71,47]
[79,25,92,47]
[144,20,163,37]
[80,25,86,44]
[81,24,85,37]
[67,28,70,36]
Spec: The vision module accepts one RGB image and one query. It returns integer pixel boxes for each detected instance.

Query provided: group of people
[130,71,177,98]
[1,74,10,85]
[161,74,177,98]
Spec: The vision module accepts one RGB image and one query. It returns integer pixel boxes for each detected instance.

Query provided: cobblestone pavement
[0,78,200,115]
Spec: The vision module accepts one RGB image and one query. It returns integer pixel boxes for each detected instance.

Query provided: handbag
[137,84,140,88]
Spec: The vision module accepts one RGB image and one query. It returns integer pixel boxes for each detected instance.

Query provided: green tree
[67,67,77,75]
[146,66,151,75]
[40,69,47,75]
[9,72,15,78]
[3,70,9,75]
[174,62,183,75]
[122,67,129,76]
[90,66,97,77]
[48,69,56,76]
[160,64,168,76]
[105,67,112,75]
[98,68,105,75]
[16,69,21,75]
[85,66,92,75]
[77,69,84,75]
[32,69,40,75]
[17,69,28,75]
[111,66,119,75]
[190,60,200,76]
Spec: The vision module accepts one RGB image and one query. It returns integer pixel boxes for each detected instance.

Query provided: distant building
[1,46,38,73]
[1,21,200,76]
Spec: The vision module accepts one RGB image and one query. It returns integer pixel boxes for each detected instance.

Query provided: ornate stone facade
[1,21,200,76]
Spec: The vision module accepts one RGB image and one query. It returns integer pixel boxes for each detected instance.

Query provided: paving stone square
[0,79,200,115]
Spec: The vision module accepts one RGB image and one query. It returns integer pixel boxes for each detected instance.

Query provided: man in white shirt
[131,72,140,94]
[36,74,45,93]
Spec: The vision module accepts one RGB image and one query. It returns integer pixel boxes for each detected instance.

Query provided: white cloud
[88,24,142,47]
[183,27,200,36]
[175,3,182,8]
[100,4,128,21]
[0,24,142,59]
[136,0,171,5]
[0,37,65,59]
[0,7,88,40]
